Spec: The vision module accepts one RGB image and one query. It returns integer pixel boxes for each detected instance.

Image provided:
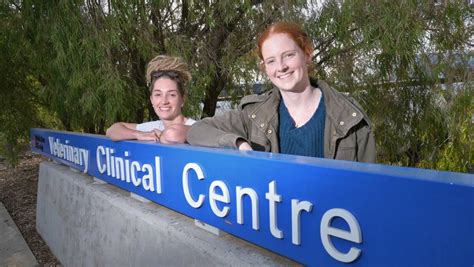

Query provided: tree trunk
[201,75,226,118]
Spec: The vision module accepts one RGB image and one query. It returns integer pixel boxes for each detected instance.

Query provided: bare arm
[106,122,160,141]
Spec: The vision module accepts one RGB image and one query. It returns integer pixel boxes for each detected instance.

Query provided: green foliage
[303,0,472,171]
[24,1,150,132]
[424,87,473,172]
[0,0,471,172]
[162,0,290,117]
[0,3,41,165]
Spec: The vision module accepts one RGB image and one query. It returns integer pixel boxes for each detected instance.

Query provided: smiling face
[149,77,185,122]
[261,33,311,93]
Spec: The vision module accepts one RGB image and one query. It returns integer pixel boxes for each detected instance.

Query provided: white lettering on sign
[266,181,283,239]
[40,133,365,264]
[180,162,362,263]
[182,163,205,208]
[209,180,230,217]
[291,199,313,245]
[320,208,362,263]
[236,186,259,230]
[48,137,89,173]
[95,146,162,193]
[131,161,141,186]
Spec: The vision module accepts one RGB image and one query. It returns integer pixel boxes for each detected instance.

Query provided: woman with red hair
[188,22,376,162]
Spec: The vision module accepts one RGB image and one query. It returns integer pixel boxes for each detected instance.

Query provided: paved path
[0,202,38,267]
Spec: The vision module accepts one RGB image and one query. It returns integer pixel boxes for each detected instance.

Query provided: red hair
[257,21,314,61]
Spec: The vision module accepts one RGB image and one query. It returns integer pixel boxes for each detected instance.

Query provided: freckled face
[261,33,311,93]
[149,77,184,121]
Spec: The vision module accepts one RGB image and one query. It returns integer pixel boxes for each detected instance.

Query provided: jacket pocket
[334,136,357,161]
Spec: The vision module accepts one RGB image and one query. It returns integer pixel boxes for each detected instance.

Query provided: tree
[16,0,293,128]
[20,0,157,133]
[154,0,293,117]
[0,2,45,164]
[1,0,471,172]
[301,0,472,169]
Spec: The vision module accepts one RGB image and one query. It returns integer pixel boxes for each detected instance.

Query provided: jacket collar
[249,79,366,138]
[246,87,280,132]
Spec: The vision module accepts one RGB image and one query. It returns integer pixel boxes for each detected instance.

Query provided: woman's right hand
[137,130,161,141]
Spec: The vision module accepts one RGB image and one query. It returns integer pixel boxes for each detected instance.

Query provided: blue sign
[30,128,474,266]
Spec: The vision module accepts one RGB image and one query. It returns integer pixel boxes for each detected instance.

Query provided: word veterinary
[48,137,89,172]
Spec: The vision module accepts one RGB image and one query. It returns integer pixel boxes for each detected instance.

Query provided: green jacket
[187,80,376,162]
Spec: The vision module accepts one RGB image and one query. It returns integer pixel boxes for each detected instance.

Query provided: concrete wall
[36,162,297,267]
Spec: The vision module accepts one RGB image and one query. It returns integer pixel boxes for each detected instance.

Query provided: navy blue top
[278,93,326,157]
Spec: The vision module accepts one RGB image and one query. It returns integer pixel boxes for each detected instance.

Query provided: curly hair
[146,55,192,95]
